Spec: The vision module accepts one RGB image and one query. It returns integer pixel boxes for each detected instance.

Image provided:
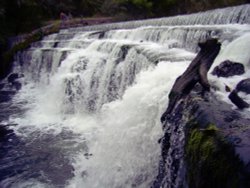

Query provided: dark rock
[158,90,250,188]
[98,31,105,39]
[89,31,106,39]
[161,39,221,123]
[228,90,249,109]
[236,78,250,94]
[12,81,22,90]
[116,45,131,64]
[53,42,59,48]
[0,125,14,141]
[0,90,16,103]
[212,60,245,77]
[225,84,231,92]
[7,73,19,83]
[0,83,4,90]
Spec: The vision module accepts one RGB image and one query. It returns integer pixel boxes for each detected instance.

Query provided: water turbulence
[0,5,250,188]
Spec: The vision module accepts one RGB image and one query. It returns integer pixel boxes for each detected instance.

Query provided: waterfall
[0,5,250,188]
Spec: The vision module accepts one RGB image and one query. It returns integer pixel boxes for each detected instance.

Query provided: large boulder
[228,90,249,109]
[211,60,245,77]
[236,78,250,94]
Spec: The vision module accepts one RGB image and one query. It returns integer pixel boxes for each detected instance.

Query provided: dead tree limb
[161,39,221,123]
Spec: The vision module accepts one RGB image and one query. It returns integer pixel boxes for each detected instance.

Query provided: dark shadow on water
[0,125,86,187]
[0,79,87,187]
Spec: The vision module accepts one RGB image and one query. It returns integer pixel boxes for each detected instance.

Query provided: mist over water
[1,5,250,188]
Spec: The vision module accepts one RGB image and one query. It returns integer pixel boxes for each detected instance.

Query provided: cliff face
[156,40,250,188]
[157,85,250,188]
[187,92,249,188]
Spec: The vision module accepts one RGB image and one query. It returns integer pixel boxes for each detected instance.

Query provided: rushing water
[0,5,250,188]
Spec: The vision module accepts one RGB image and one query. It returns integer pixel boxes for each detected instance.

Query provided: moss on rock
[185,122,243,188]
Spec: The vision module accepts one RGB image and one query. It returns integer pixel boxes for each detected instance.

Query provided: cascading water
[0,5,250,188]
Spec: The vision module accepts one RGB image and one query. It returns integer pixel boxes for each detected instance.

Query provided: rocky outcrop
[157,39,250,188]
[185,92,250,188]
[211,60,245,77]
[157,85,250,188]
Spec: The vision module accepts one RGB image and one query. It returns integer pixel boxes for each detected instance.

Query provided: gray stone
[236,78,250,94]
[212,60,245,77]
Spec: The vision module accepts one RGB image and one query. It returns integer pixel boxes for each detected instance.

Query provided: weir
[0,5,250,188]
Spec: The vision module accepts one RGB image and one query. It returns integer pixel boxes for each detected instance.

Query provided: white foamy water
[65,61,190,188]
[10,43,191,187]
[1,4,250,188]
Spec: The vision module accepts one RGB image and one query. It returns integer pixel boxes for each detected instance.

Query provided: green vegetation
[185,122,243,188]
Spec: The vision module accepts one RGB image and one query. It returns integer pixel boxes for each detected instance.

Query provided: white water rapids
[0,4,250,188]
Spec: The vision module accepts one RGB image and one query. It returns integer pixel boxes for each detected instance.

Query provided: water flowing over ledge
[0,4,250,188]
[64,4,250,33]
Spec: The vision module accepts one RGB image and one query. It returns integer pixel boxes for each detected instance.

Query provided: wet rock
[12,81,22,90]
[0,91,16,103]
[98,31,105,39]
[229,90,249,109]
[236,78,250,94]
[0,83,4,90]
[212,60,245,77]
[7,73,19,83]
[89,31,106,39]
[225,84,231,92]
[53,42,59,48]
[116,45,131,64]
[158,39,249,187]
[159,90,250,188]
[0,125,14,141]
[6,73,22,90]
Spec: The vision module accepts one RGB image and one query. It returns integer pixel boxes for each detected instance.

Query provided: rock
[89,31,106,39]
[211,60,245,77]
[116,45,131,64]
[228,90,249,109]
[7,73,19,83]
[0,83,4,90]
[158,39,250,188]
[6,73,22,90]
[0,91,16,103]
[157,90,250,188]
[225,84,231,92]
[0,125,14,141]
[12,81,22,90]
[236,78,250,94]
